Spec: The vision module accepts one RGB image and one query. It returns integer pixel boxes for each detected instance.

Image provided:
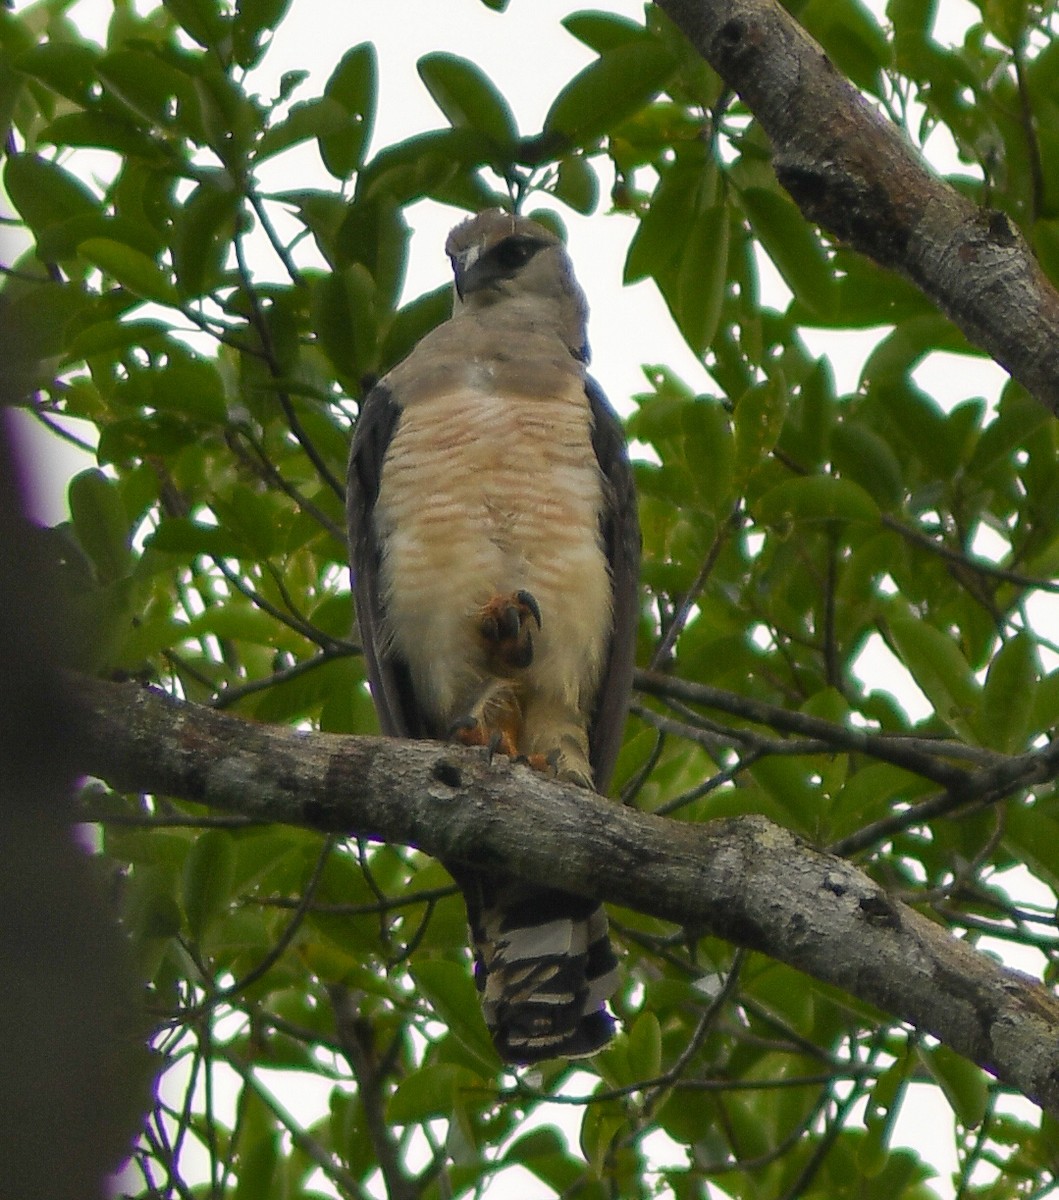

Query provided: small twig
[823,530,841,690]
[233,230,344,499]
[653,749,763,817]
[173,837,336,1025]
[328,985,420,1200]
[227,426,346,543]
[28,405,97,454]
[221,1049,371,1200]
[211,645,358,709]
[831,736,1059,858]
[248,883,459,917]
[631,701,831,759]
[210,555,352,652]
[933,905,1059,952]
[247,188,305,288]
[882,514,1059,595]
[776,1034,885,1200]
[650,503,742,669]
[635,669,976,788]
[218,836,335,1003]
[1013,47,1045,224]
[619,728,666,807]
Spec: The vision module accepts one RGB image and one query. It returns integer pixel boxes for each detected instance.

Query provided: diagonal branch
[66,671,1059,1118]
[653,0,1059,415]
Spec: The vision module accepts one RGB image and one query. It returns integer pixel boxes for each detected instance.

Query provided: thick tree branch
[67,673,1059,1117]
[653,0,1059,415]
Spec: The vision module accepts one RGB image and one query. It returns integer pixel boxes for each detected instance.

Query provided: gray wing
[585,376,640,793]
[346,384,432,740]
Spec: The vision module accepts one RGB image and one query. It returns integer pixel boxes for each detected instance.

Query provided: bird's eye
[495,238,535,270]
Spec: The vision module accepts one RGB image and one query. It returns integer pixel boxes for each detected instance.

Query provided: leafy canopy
[3,0,1059,1197]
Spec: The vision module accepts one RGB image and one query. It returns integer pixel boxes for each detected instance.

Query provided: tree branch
[653,0,1059,415]
[66,672,1059,1118]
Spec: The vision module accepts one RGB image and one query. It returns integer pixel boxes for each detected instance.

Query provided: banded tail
[455,870,620,1064]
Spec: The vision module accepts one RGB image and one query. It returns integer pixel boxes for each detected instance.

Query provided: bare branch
[653,0,1059,415]
[67,672,1059,1117]
[635,668,980,785]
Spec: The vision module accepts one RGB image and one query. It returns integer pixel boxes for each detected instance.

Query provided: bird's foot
[514,749,561,776]
[478,590,541,670]
[449,716,519,761]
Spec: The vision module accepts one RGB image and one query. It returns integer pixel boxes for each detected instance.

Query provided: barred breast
[374,361,612,742]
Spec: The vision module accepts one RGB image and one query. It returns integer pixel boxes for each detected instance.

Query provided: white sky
[6,2,1049,1197]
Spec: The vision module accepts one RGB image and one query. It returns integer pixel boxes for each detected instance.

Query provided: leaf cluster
[3,1,1059,1198]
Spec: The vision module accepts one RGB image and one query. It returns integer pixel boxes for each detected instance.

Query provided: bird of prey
[346,209,640,1064]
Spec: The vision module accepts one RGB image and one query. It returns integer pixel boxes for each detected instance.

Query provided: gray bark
[67,672,1059,1118]
[653,0,1059,415]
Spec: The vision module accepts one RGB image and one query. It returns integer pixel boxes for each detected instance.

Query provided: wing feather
[584,375,640,792]
[346,384,429,740]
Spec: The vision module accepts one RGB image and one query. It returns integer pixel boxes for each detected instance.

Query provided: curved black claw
[516,589,542,629]
[479,590,541,670]
[447,715,479,741]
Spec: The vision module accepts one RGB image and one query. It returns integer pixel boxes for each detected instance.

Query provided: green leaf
[182,830,237,942]
[553,154,598,214]
[981,632,1037,753]
[232,0,293,68]
[624,155,708,284]
[830,763,923,835]
[919,1043,988,1128]
[675,203,729,355]
[334,197,409,310]
[417,52,518,145]
[78,236,178,305]
[319,42,377,179]
[562,11,649,53]
[544,41,676,146]
[739,187,836,317]
[162,0,226,50]
[580,1094,625,1178]
[171,177,239,298]
[98,413,200,464]
[1,280,91,366]
[147,517,247,559]
[68,469,132,583]
[122,862,183,943]
[626,1011,662,1080]
[859,1047,912,1176]
[256,96,347,161]
[232,1133,279,1200]
[210,485,280,559]
[503,1127,582,1193]
[800,0,890,93]
[151,358,228,423]
[36,213,164,266]
[410,959,500,1070]
[379,283,451,374]
[889,0,936,71]
[830,419,905,509]
[97,48,190,127]
[183,604,287,647]
[65,318,172,360]
[979,0,1028,49]
[755,474,880,527]
[733,377,790,480]
[40,109,162,159]
[861,314,972,386]
[387,1062,481,1124]
[886,610,981,738]
[4,153,97,234]
[15,41,100,105]
[310,263,378,384]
